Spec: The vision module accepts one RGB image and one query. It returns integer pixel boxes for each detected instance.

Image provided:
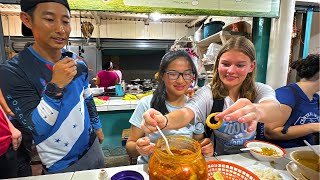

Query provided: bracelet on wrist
[161,115,169,130]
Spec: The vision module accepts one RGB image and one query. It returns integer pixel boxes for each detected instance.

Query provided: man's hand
[199,138,213,157]
[141,108,166,134]
[95,128,104,144]
[10,126,22,151]
[136,137,155,156]
[51,58,77,88]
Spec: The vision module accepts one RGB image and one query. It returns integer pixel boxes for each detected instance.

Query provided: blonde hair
[210,36,257,102]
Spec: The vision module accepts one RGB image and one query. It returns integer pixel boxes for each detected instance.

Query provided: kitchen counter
[95,96,139,112]
[95,96,138,158]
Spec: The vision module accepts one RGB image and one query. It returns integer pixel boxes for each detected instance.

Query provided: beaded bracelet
[161,115,169,130]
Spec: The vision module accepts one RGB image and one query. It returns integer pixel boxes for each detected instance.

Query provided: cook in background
[0,99,22,179]
[264,54,319,148]
[95,61,120,91]
[0,0,105,174]
[141,37,281,155]
[126,50,213,164]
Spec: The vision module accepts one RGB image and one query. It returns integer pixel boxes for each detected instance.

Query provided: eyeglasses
[164,70,194,80]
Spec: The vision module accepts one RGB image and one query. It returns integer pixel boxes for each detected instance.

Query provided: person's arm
[0,89,14,116]
[7,117,22,151]
[0,58,77,136]
[114,72,119,85]
[126,125,154,158]
[142,86,213,134]
[142,107,195,134]
[95,76,101,87]
[82,63,104,143]
[126,95,158,157]
[264,104,319,140]
[215,83,281,132]
[0,106,21,151]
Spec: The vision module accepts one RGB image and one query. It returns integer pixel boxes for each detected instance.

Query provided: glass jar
[148,136,207,180]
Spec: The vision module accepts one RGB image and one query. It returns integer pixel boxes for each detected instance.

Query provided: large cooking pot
[203,21,225,39]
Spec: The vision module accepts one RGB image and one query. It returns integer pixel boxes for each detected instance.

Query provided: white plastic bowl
[290,150,320,180]
[90,87,104,96]
[244,140,286,162]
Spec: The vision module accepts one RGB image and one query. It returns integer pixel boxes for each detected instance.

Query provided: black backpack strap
[204,98,224,138]
[281,85,300,134]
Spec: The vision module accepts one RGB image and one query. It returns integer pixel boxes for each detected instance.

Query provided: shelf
[195,21,252,59]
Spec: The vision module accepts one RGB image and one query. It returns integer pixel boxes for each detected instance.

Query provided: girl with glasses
[126,50,213,164]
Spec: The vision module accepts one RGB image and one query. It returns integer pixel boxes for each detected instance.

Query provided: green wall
[68,0,279,17]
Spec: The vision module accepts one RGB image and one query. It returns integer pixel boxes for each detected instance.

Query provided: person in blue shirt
[0,0,105,173]
[264,54,319,148]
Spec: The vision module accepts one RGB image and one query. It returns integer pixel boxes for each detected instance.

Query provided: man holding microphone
[0,0,105,174]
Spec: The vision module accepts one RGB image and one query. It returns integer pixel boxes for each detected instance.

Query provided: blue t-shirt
[0,47,102,172]
[274,83,319,148]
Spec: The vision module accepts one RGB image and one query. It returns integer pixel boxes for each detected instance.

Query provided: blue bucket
[203,21,225,39]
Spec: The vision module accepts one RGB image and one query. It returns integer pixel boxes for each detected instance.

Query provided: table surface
[5,145,319,180]
[7,172,74,180]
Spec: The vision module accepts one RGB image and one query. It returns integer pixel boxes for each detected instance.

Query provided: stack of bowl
[290,150,320,180]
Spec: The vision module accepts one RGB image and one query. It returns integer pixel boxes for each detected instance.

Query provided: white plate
[286,161,309,180]
[247,164,293,180]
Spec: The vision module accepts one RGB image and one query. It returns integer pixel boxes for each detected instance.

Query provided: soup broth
[297,158,319,172]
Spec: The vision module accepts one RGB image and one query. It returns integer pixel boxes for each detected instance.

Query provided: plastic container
[203,21,225,39]
[115,84,124,96]
[148,136,207,180]
[207,161,259,180]
[111,170,143,180]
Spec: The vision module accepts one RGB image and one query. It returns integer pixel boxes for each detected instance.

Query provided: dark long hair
[211,36,257,102]
[291,54,319,81]
[151,50,198,114]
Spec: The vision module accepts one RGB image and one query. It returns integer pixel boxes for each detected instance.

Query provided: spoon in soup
[240,147,263,153]
[155,125,174,156]
[303,140,320,157]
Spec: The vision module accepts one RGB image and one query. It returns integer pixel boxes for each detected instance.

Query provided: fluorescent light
[149,12,161,21]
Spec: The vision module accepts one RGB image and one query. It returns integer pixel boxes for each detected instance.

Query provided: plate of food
[244,140,286,162]
[247,163,293,180]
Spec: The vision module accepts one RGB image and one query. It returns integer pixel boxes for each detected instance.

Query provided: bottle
[98,169,109,180]
[121,80,126,93]
[149,136,207,180]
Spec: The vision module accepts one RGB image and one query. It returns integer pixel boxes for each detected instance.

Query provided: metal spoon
[240,147,263,152]
[303,140,320,157]
[156,125,174,156]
